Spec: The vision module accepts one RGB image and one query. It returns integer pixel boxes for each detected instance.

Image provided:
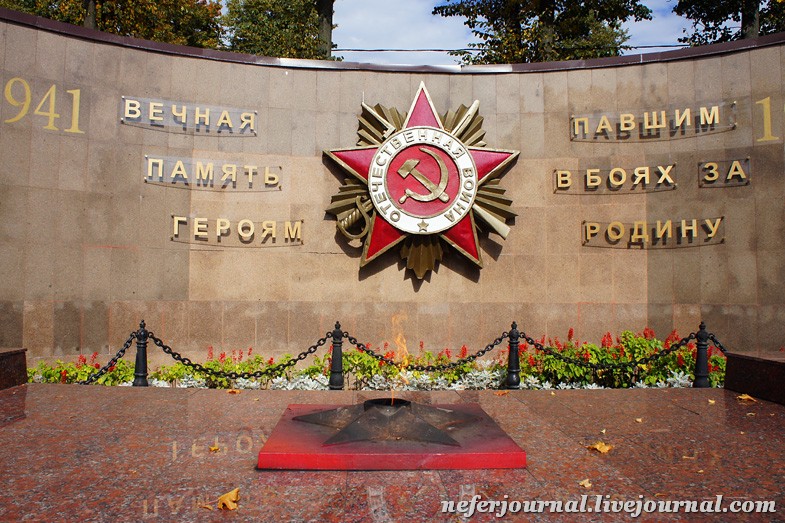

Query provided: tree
[674,0,785,45]
[3,0,223,48]
[432,0,652,64]
[223,0,332,59]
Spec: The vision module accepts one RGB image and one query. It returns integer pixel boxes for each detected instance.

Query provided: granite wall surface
[1,9,783,363]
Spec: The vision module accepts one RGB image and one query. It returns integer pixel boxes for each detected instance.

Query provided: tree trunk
[316,0,335,59]
[82,0,96,29]
[741,0,760,39]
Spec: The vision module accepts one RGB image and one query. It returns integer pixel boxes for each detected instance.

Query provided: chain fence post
[505,321,521,390]
[693,321,710,388]
[329,321,344,390]
[132,320,149,387]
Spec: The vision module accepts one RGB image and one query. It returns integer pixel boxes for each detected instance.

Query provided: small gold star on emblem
[418,220,429,232]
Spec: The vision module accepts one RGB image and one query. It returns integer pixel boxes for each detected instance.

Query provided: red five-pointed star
[326,83,518,269]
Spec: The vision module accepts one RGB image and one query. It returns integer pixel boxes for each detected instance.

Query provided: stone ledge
[0,348,26,390]
[725,352,785,405]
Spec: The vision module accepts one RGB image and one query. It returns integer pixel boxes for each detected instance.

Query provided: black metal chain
[521,332,698,372]
[148,331,331,381]
[708,334,728,354]
[79,333,137,385]
[343,330,509,372]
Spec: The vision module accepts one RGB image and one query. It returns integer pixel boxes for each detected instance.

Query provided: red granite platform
[0,385,783,522]
[257,403,527,470]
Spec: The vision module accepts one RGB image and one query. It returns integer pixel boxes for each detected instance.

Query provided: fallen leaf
[740,431,745,435]
[654,493,667,497]
[635,418,643,423]
[579,479,592,488]
[218,488,240,511]
[253,398,260,402]
[737,394,757,402]
[227,389,241,395]
[209,445,220,453]
[550,391,556,396]
[708,399,716,405]
[494,391,509,396]
[587,441,613,454]
[697,470,704,474]
[200,504,213,511]
[600,429,606,435]
[682,455,696,460]
[746,412,756,417]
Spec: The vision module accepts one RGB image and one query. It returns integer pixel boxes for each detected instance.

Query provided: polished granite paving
[0,384,783,522]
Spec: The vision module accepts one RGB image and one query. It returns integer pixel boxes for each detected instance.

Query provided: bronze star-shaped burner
[292,398,479,447]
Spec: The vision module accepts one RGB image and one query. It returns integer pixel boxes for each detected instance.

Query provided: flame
[391,313,409,404]
[392,313,409,368]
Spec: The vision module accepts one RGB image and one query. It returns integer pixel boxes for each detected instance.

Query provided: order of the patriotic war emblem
[324,83,519,279]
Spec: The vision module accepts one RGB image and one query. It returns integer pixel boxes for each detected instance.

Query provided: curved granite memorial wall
[1,8,783,362]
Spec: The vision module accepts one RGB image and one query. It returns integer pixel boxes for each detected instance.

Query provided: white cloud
[333,0,693,65]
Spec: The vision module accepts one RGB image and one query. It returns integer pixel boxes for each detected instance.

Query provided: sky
[332,0,693,66]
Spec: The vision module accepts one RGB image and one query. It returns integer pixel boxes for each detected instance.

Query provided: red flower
[77,354,87,367]
[642,327,655,340]
[528,355,536,367]
[601,332,613,348]
[677,353,685,367]
[664,330,679,349]
[460,345,468,359]
[90,352,98,365]
[568,328,574,342]
[248,347,253,356]
[219,352,226,363]
[267,357,274,365]
[207,346,214,361]
[60,369,68,383]
[93,363,100,369]
[108,365,116,372]
[444,348,452,359]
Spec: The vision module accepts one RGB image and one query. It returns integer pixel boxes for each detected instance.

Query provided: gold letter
[196,162,214,186]
[216,110,233,129]
[608,167,626,188]
[657,165,675,185]
[221,164,237,184]
[171,104,187,125]
[727,160,747,181]
[674,108,691,128]
[702,162,719,182]
[264,166,279,186]
[148,102,163,122]
[630,221,650,244]
[704,218,722,239]
[193,218,208,240]
[595,115,613,134]
[655,220,672,239]
[585,169,601,188]
[681,219,698,239]
[147,157,164,181]
[238,220,254,241]
[619,113,635,131]
[700,105,720,125]
[216,218,231,240]
[606,222,625,242]
[644,111,667,130]
[633,167,650,186]
[172,216,187,238]
[573,117,589,137]
[124,98,141,119]
[240,112,255,132]
[285,220,302,241]
[584,222,600,242]
[556,170,572,190]
[195,107,210,126]
[260,220,276,241]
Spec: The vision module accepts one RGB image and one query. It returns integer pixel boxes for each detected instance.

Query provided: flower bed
[27,328,727,390]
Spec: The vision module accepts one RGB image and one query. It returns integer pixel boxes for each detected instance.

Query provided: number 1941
[3,77,84,134]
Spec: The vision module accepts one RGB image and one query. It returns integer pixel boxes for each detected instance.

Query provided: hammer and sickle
[397,148,450,204]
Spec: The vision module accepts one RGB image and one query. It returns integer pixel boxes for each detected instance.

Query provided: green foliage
[3,0,223,48]
[27,328,728,390]
[432,0,652,64]
[28,354,134,386]
[223,0,327,59]
[675,0,785,45]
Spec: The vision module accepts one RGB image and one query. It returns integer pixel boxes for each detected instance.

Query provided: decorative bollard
[693,321,710,388]
[506,322,521,390]
[132,320,149,387]
[329,321,344,390]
